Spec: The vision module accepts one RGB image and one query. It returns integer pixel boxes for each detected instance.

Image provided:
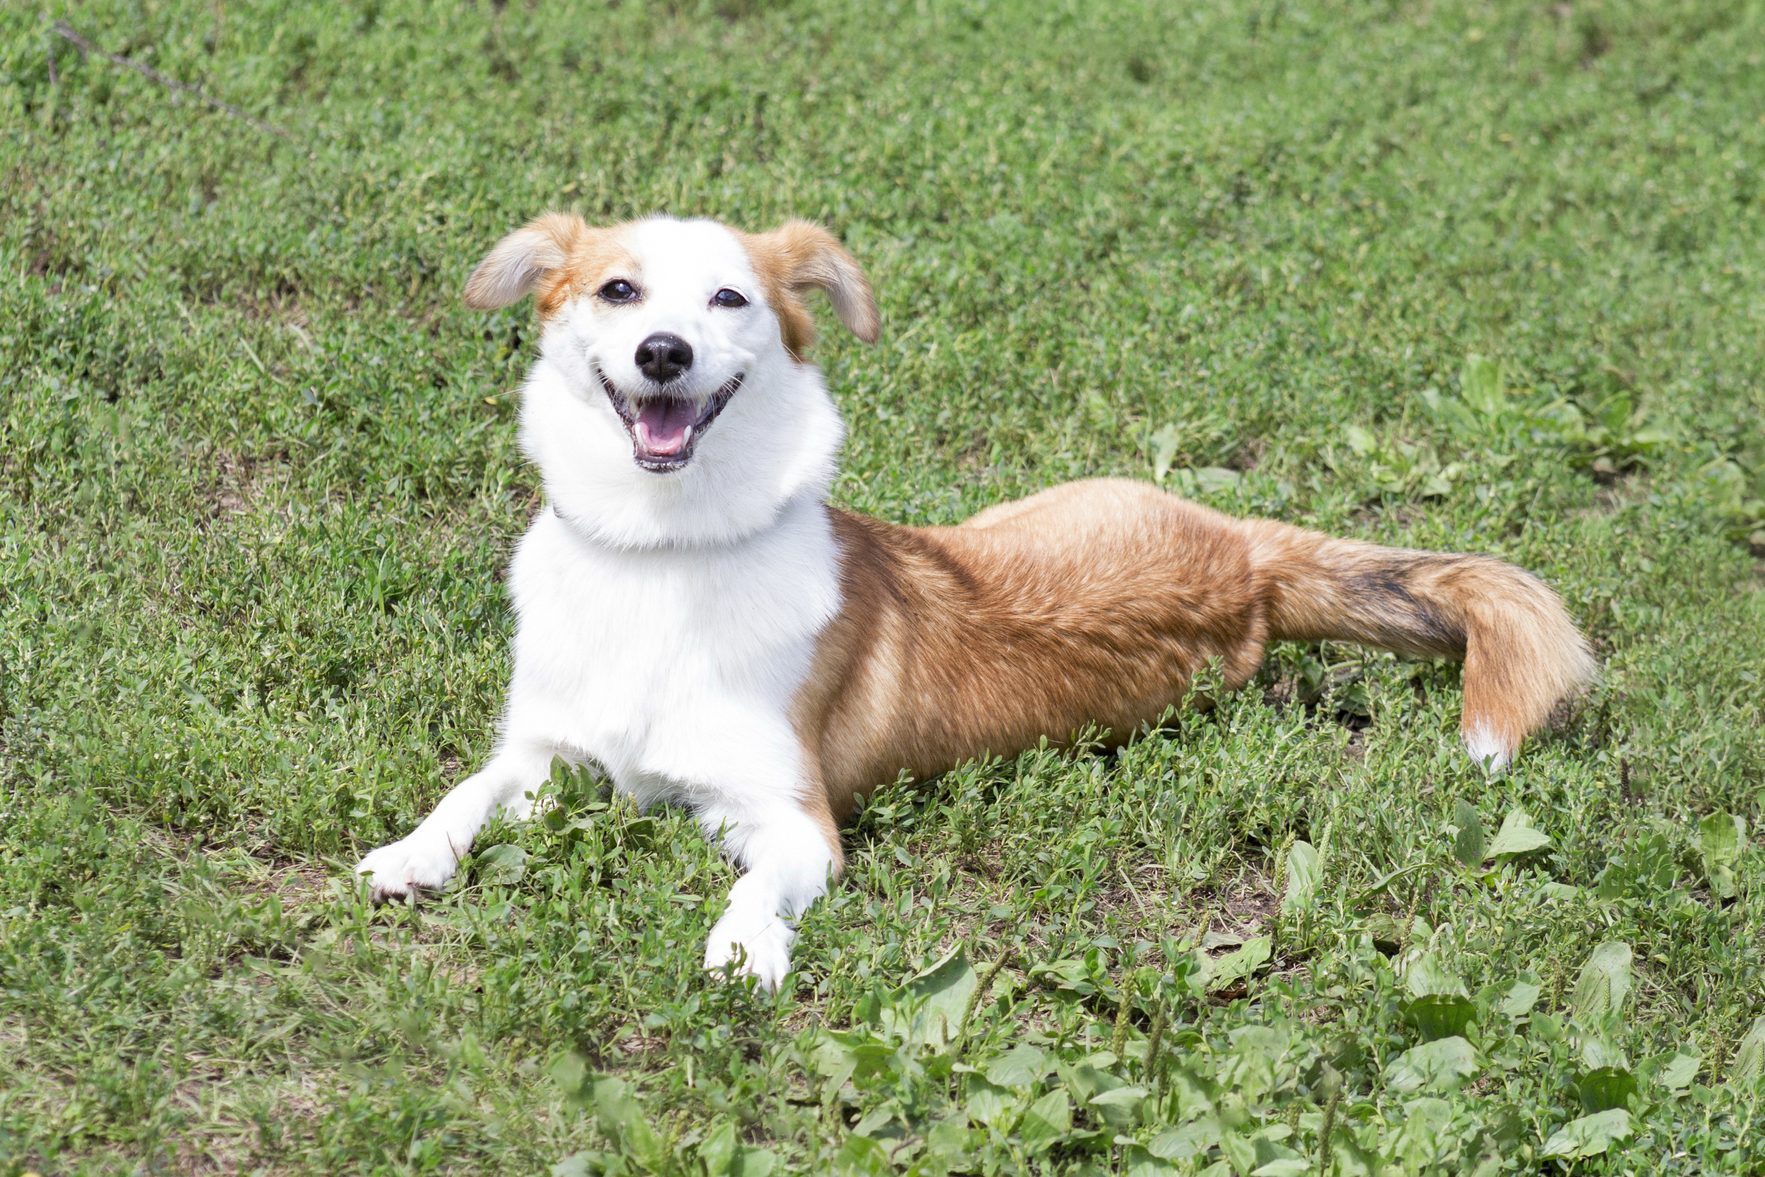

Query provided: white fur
[357,218,846,989]
[1463,723,1512,773]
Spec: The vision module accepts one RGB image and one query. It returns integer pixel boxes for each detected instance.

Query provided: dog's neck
[519,347,845,553]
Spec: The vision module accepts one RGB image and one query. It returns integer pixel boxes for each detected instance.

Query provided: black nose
[635,332,693,384]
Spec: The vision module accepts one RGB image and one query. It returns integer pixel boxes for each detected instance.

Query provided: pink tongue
[633,400,695,456]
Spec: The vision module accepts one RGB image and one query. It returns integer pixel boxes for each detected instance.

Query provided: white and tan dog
[356,214,1593,987]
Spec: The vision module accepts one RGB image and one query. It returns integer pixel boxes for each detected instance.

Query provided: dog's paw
[703,903,795,991]
[355,832,463,902]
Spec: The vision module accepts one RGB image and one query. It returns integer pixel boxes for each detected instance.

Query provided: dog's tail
[1242,519,1594,768]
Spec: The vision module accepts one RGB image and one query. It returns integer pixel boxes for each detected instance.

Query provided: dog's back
[799,479,1591,809]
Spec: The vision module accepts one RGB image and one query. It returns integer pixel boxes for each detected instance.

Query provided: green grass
[3,0,1764,1172]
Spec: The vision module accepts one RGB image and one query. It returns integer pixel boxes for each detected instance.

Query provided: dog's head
[465,214,877,476]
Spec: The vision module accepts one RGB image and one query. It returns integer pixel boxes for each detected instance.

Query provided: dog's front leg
[355,741,555,901]
[698,789,842,991]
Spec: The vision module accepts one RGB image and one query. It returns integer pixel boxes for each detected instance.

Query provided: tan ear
[742,221,879,350]
[463,213,588,310]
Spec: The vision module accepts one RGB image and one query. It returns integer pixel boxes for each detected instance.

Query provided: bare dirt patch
[203,449,263,519]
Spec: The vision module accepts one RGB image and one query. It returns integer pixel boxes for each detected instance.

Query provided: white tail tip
[1463,724,1513,773]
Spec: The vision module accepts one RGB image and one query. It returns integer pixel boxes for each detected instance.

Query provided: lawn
[3,0,1764,1172]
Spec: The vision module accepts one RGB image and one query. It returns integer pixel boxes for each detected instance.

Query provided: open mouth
[597,369,743,473]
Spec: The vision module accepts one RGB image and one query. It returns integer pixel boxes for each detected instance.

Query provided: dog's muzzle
[598,369,743,473]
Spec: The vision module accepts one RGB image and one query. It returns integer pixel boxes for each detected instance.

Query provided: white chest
[499,501,842,798]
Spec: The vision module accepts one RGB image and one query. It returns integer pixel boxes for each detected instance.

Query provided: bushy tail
[1242,520,1595,768]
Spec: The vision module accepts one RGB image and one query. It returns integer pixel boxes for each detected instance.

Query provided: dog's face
[465,215,877,476]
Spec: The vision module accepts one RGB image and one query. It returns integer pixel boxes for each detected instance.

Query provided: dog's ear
[743,221,879,353]
[463,213,589,310]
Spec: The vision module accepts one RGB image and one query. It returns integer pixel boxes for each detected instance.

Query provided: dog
[355,214,1594,988]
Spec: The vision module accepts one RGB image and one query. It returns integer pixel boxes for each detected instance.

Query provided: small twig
[1353,860,1431,906]
[51,20,291,141]
[46,39,58,86]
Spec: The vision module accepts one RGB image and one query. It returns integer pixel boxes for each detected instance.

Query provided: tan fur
[1240,520,1595,754]
[463,213,636,321]
[740,221,880,357]
[796,479,1594,822]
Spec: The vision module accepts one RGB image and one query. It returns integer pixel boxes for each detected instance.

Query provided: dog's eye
[598,279,639,303]
[711,288,749,309]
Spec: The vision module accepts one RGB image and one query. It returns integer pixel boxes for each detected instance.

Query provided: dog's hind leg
[355,740,557,901]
